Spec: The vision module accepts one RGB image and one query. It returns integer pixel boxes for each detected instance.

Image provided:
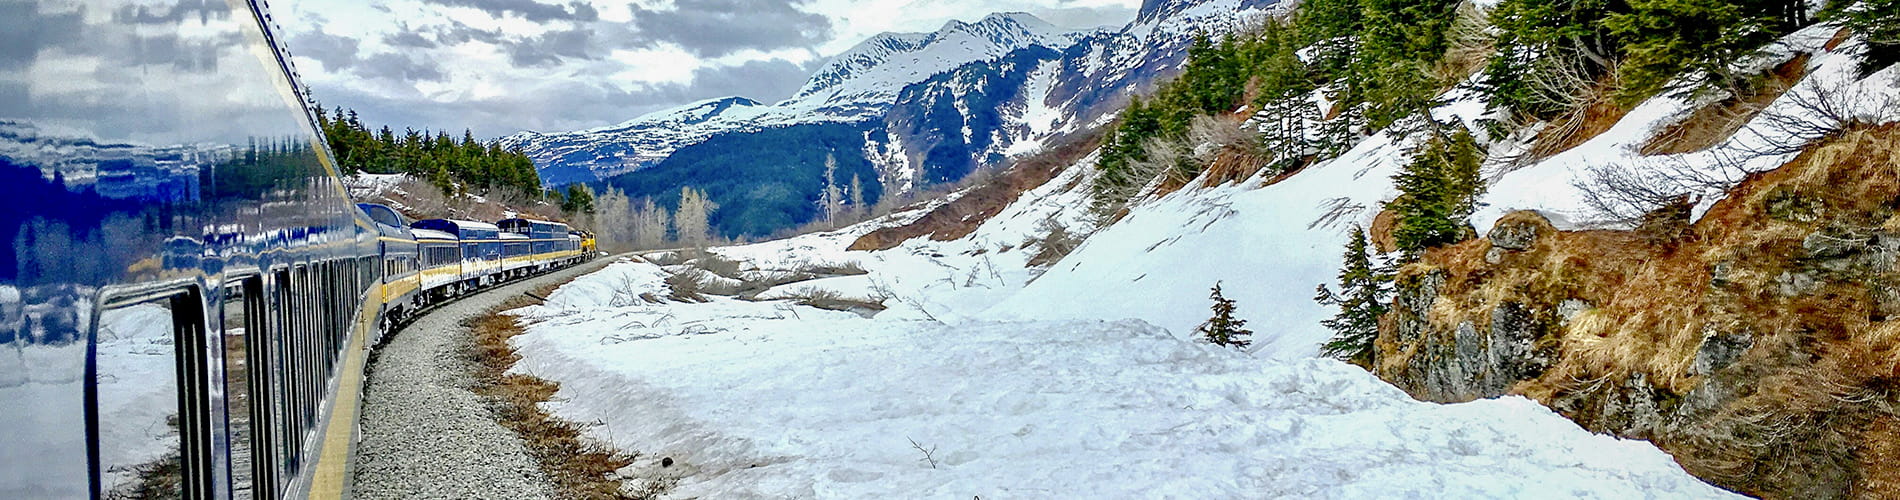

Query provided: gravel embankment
[351,259,615,500]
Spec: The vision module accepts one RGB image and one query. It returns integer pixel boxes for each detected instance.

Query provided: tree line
[313,105,543,197]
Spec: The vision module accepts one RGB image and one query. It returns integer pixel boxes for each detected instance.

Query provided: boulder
[1487,210,1553,252]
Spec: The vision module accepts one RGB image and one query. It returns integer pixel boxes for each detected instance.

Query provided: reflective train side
[0,1,594,498]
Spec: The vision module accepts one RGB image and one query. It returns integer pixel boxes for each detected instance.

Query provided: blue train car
[497,218,583,270]
[411,219,504,286]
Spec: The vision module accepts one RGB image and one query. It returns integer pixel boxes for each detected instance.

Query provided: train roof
[411,228,458,241]
[498,217,559,224]
[441,219,500,231]
[497,217,571,229]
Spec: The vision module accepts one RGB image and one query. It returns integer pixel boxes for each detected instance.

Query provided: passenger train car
[0,2,592,498]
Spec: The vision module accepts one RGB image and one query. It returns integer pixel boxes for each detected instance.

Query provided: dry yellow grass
[1387,124,1900,497]
[470,282,652,500]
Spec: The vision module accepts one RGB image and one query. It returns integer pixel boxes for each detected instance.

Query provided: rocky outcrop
[1372,125,1900,500]
[1382,212,1558,402]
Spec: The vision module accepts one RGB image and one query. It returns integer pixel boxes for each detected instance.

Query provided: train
[364,208,594,326]
[0,1,594,499]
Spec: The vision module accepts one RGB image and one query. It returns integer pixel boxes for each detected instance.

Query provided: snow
[1002,60,1067,158]
[514,255,1734,498]
[508,111,1734,496]
[344,172,408,199]
[1474,23,1900,231]
[89,303,183,492]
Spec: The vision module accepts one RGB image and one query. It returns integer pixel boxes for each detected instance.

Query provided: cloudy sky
[275,0,1142,138]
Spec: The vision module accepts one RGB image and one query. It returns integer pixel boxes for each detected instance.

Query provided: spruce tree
[1483,0,1629,119]
[1316,227,1391,366]
[1605,0,1807,101]
[1197,282,1254,348]
[1840,0,1899,75]
[1387,127,1486,256]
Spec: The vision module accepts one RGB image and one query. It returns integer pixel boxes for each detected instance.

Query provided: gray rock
[1690,326,1753,376]
[1774,270,1821,296]
[1484,247,1506,264]
[1487,213,1547,251]
[1709,261,1734,287]
[1802,230,1868,259]
[1874,281,1900,320]
[1556,299,1591,325]
[1600,373,1668,438]
[1488,302,1550,384]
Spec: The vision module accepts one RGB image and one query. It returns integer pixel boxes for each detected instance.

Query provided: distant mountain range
[502,0,1278,237]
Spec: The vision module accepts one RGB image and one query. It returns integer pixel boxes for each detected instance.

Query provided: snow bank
[513,260,1735,498]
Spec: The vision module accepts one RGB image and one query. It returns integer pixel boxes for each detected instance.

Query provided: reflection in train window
[94,300,184,499]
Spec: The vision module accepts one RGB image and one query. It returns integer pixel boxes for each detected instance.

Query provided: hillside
[462,0,1900,495]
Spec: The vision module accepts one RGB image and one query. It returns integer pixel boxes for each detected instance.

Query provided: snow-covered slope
[492,17,1900,499]
[998,23,1898,361]
[514,273,1732,497]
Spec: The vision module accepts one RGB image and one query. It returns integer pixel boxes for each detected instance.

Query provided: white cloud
[608,44,701,86]
[274,0,1142,137]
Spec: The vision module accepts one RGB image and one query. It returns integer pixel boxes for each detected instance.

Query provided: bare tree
[592,186,632,252]
[634,197,670,250]
[849,173,865,223]
[820,154,842,229]
[1730,74,1898,159]
[674,187,717,248]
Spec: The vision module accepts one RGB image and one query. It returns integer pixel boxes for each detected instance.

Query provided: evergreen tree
[1260,94,1320,172]
[561,183,594,214]
[1316,227,1391,366]
[1839,0,1900,75]
[1197,282,1254,348]
[1354,0,1463,128]
[1605,0,1807,101]
[1387,127,1486,256]
[1483,0,1630,119]
[311,102,543,196]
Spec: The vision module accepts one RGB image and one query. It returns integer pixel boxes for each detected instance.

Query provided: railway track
[351,257,619,499]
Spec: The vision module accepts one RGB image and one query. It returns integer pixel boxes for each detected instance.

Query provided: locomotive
[0,1,593,498]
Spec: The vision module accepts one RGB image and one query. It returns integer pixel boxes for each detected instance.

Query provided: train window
[219,277,270,500]
[92,289,212,499]
[269,269,295,480]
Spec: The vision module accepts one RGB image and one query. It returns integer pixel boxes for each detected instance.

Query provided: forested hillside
[315,106,542,196]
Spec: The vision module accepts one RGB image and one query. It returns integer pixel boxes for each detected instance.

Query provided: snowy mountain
[505,0,1276,208]
[501,12,1105,186]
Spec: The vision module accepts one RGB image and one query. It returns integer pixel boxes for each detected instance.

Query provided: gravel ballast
[351,259,615,500]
